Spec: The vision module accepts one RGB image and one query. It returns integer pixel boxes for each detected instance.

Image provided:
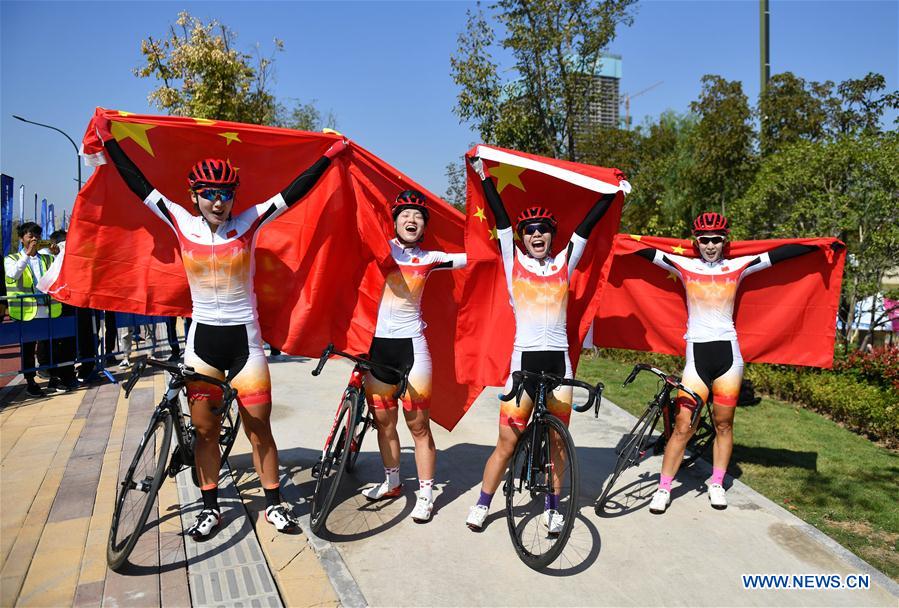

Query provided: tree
[827,72,899,137]
[685,75,756,216]
[729,133,899,348]
[450,0,636,159]
[443,160,468,211]
[135,11,332,129]
[759,72,831,156]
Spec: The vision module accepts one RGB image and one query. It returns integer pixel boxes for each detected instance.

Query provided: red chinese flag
[593,234,846,368]
[456,144,628,386]
[47,108,478,429]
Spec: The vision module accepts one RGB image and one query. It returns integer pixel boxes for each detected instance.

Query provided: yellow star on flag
[194,118,216,126]
[219,132,241,145]
[491,163,526,194]
[630,234,642,241]
[473,207,487,222]
[513,231,521,241]
[117,111,135,117]
[667,271,679,282]
[111,121,156,157]
[488,226,499,240]
[671,244,687,254]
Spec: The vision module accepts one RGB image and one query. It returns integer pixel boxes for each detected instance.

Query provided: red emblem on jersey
[721,266,730,272]
[412,257,420,264]
[551,265,557,272]
[227,229,237,238]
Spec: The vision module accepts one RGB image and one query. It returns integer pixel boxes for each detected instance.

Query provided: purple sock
[544,493,559,510]
[477,490,494,508]
[659,474,674,492]
[711,467,726,486]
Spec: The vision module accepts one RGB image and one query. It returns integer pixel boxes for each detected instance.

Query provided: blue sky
[1,0,896,221]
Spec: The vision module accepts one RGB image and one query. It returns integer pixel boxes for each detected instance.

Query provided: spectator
[45,230,79,391]
[3,222,61,397]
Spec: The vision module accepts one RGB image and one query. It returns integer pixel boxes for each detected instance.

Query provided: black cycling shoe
[186,508,221,539]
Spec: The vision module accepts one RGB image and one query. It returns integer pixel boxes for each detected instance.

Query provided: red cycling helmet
[391,190,429,222]
[516,206,558,234]
[692,211,729,235]
[188,158,239,190]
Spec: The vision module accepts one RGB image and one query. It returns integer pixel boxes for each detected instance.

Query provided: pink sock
[711,467,726,486]
[659,475,674,492]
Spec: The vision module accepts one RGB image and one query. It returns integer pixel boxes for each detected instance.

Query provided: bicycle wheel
[684,413,716,466]
[345,396,369,474]
[309,391,358,534]
[107,412,173,571]
[504,415,578,570]
[595,404,662,513]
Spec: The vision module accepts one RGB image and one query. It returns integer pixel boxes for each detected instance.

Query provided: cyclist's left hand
[325,138,350,159]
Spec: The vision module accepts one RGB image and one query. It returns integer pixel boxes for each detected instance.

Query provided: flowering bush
[835,346,899,392]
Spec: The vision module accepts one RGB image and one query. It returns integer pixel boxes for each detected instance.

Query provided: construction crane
[620,81,663,129]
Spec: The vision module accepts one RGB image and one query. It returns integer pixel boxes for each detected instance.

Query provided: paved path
[1,355,897,607]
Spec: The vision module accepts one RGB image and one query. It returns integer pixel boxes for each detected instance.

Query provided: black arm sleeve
[635,248,656,262]
[104,139,154,201]
[480,177,512,230]
[768,243,817,265]
[574,193,616,239]
[280,156,332,207]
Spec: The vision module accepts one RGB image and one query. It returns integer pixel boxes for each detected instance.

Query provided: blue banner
[1,174,13,256]
[40,198,48,234]
[48,203,55,233]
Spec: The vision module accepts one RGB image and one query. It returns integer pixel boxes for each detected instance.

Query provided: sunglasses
[195,188,235,202]
[697,235,726,245]
[523,223,553,236]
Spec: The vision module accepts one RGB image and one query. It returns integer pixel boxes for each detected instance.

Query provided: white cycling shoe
[543,509,565,535]
[410,495,434,522]
[708,483,728,510]
[265,504,299,532]
[649,488,671,514]
[361,481,403,501]
[466,505,489,531]
[187,508,221,539]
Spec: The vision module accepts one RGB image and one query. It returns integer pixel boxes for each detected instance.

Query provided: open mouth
[531,238,546,250]
[404,224,418,234]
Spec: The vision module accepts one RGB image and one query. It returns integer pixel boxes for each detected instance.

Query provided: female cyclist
[101,130,347,538]
[359,190,466,523]
[465,157,615,532]
[636,212,822,513]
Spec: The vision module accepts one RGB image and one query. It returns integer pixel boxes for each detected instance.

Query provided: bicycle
[308,343,410,534]
[106,358,242,571]
[500,370,603,570]
[594,363,715,514]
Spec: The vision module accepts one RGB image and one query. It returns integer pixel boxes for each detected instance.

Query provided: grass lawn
[577,354,899,582]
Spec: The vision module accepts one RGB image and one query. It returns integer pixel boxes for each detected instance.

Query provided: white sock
[385,466,400,489]
[419,479,434,502]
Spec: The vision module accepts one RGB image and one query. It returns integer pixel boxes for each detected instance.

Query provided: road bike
[107,358,241,571]
[500,370,602,570]
[308,344,409,534]
[594,363,714,513]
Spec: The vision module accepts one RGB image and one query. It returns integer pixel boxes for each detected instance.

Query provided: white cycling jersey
[498,227,587,351]
[374,239,467,339]
[142,189,290,326]
[650,250,772,342]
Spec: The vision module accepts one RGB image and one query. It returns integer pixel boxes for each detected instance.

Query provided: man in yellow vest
[4,222,62,397]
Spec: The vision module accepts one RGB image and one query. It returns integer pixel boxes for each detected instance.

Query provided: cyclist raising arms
[100,129,348,538]
[636,212,822,513]
[465,157,615,532]
[358,190,466,522]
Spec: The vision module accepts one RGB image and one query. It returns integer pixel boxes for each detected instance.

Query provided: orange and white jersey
[651,250,772,342]
[374,239,466,339]
[142,189,291,326]
[498,227,587,351]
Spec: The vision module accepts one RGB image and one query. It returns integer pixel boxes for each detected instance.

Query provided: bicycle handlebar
[622,363,706,426]
[498,370,603,417]
[124,357,238,415]
[312,343,410,400]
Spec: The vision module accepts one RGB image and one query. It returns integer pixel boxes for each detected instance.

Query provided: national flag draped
[44,108,478,429]
[592,234,846,368]
[456,144,629,386]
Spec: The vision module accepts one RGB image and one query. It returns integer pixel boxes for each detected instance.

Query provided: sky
[1,0,896,222]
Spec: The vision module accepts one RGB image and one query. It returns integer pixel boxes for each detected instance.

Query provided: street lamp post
[12,114,82,197]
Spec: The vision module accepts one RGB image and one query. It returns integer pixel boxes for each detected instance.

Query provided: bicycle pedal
[311,462,322,479]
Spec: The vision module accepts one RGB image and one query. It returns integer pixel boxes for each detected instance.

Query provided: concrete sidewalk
[1,355,897,607]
